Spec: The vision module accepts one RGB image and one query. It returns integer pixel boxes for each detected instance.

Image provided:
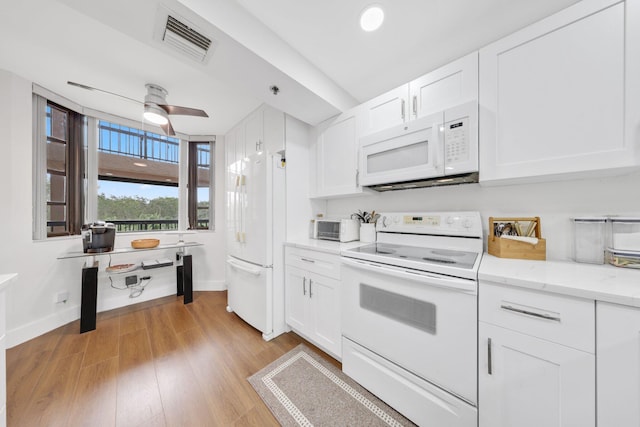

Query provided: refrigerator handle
[226,258,261,275]
[234,175,239,242]
[241,173,246,242]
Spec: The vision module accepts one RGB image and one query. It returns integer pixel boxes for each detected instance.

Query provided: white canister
[360,223,376,243]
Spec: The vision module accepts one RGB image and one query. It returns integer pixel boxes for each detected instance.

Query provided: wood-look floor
[6,291,340,427]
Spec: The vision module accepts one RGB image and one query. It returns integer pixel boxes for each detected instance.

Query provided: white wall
[325,172,640,261]
[284,115,326,240]
[0,70,227,347]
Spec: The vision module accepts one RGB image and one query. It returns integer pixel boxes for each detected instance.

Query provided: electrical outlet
[55,291,69,304]
[125,275,138,287]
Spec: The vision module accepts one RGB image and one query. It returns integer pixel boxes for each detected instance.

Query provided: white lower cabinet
[478,282,595,427]
[284,247,341,358]
[597,301,640,426]
[479,323,595,427]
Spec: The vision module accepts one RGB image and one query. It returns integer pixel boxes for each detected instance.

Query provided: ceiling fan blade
[160,120,176,136]
[67,81,143,104]
[158,104,209,117]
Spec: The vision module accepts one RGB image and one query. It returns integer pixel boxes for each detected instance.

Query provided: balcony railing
[97,121,211,166]
[47,219,209,234]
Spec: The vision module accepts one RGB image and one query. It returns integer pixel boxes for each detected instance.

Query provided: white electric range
[341,211,483,427]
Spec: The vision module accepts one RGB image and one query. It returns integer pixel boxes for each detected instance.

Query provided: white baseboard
[6,305,79,349]
[195,279,226,291]
[6,279,226,348]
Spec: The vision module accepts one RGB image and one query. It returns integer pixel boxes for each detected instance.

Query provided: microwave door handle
[434,119,444,173]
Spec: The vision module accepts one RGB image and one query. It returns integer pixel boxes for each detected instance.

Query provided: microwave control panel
[444,117,469,164]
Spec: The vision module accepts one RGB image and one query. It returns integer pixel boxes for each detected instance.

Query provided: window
[44,102,85,237]
[33,91,215,239]
[97,121,180,232]
[188,141,213,230]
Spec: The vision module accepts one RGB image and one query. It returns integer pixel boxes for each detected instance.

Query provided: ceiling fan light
[143,105,169,125]
[360,5,384,32]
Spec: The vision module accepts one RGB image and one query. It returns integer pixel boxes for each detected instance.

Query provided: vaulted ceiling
[0,0,579,135]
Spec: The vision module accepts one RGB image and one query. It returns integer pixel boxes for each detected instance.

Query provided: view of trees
[98,194,179,221]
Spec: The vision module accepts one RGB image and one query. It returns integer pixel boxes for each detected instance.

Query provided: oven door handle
[341,257,477,294]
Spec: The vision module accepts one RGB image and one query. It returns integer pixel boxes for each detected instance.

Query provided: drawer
[285,247,341,280]
[342,337,477,426]
[479,282,595,353]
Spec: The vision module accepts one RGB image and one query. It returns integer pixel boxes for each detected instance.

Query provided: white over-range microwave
[358,101,478,191]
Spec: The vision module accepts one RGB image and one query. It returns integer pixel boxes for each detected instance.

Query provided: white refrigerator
[225,149,287,341]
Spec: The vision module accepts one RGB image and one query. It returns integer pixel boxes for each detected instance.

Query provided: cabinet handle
[355,169,360,187]
[487,338,493,375]
[500,304,561,322]
[302,277,306,295]
[412,95,418,116]
[301,257,315,263]
[401,99,406,120]
[309,279,313,298]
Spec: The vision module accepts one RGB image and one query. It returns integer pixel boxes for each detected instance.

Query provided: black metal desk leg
[182,254,193,304]
[176,264,184,296]
[80,261,99,333]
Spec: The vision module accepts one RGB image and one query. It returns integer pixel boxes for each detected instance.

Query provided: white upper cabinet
[359,52,478,137]
[479,0,640,184]
[359,85,410,136]
[312,108,364,198]
[410,52,478,120]
[244,105,285,155]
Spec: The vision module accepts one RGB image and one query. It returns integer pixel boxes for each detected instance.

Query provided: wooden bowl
[131,238,160,249]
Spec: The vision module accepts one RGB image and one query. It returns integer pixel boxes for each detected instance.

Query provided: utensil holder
[488,217,546,260]
[360,223,376,243]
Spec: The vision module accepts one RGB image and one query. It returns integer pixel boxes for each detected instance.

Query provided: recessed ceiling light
[360,5,384,32]
[133,162,148,167]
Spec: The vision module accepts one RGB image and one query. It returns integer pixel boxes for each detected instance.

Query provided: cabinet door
[479,322,595,427]
[244,108,263,155]
[410,52,478,120]
[597,302,640,426]
[314,110,361,197]
[479,0,630,184]
[263,105,285,154]
[308,272,341,357]
[284,265,309,332]
[359,84,410,136]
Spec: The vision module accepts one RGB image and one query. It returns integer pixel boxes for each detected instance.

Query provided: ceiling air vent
[155,11,215,64]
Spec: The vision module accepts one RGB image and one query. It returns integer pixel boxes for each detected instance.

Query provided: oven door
[341,257,477,404]
[359,112,444,186]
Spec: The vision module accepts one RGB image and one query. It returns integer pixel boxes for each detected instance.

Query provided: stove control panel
[403,215,440,226]
[377,212,483,238]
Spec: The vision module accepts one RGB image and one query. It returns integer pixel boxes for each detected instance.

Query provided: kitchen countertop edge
[285,239,368,255]
[0,273,18,291]
[479,254,640,308]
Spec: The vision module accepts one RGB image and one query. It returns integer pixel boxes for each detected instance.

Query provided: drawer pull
[500,304,561,322]
[300,257,316,263]
[487,338,493,375]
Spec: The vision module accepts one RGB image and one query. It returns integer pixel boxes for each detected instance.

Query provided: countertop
[0,273,17,291]
[284,241,640,308]
[479,254,640,307]
[285,238,368,256]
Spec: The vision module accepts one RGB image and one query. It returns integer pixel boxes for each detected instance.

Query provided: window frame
[188,140,214,230]
[33,87,216,240]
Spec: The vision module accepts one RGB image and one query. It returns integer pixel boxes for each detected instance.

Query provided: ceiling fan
[67,81,209,136]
